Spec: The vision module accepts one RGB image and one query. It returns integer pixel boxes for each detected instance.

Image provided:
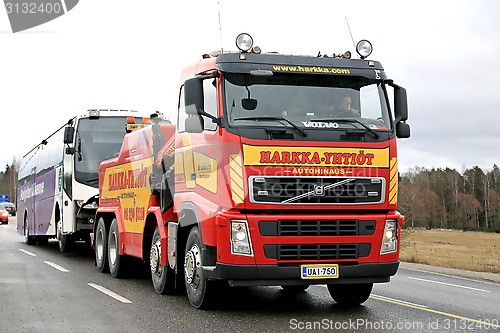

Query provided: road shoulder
[401,261,500,283]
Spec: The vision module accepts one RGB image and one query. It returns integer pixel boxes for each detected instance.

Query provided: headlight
[231,220,253,256]
[381,220,397,254]
[356,40,373,59]
[235,33,253,52]
[2,212,9,217]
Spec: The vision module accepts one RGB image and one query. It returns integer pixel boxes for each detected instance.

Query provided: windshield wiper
[233,116,307,137]
[311,118,380,139]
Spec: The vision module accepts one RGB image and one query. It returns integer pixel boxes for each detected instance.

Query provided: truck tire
[108,219,126,278]
[327,283,373,306]
[184,227,216,309]
[95,218,109,273]
[150,226,175,294]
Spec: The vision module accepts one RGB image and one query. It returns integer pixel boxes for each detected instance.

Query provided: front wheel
[150,226,175,294]
[327,283,373,306]
[184,227,216,309]
[95,218,108,273]
[57,221,72,252]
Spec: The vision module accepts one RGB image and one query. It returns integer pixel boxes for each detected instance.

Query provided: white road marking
[403,267,500,286]
[19,249,36,257]
[370,293,428,308]
[44,261,69,272]
[88,283,132,304]
[408,277,490,292]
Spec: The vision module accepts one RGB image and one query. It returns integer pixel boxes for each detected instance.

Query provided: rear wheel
[108,219,126,278]
[327,283,373,306]
[95,218,109,273]
[184,227,217,309]
[150,226,175,294]
[24,217,35,245]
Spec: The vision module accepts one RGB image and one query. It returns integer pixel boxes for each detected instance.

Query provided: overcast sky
[1,0,499,173]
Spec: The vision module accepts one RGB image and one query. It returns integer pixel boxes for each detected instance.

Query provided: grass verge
[400,228,500,274]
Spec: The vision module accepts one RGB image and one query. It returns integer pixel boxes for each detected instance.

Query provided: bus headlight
[231,220,253,256]
[381,220,397,254]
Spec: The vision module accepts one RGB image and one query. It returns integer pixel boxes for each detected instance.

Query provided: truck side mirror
[185,116,204,133]
[184,78,204,115]
[393,85,408,123]
[63,127,75,144]
[396,122,410,139]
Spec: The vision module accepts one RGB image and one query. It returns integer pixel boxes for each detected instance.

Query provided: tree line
[0,161,19,203]
[399,165,500,233]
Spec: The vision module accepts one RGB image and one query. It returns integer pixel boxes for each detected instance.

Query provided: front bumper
[204,261,399,286]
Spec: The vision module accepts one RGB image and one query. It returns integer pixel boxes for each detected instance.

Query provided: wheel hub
[184,244,201,287]
[96,229,104,261]
[150,240,160,274]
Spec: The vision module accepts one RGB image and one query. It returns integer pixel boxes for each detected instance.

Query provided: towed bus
[17,109,152,251]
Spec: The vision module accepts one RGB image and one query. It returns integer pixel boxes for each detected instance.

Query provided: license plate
[301,264,339,279]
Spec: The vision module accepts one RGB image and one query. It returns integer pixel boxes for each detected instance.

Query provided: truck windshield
[74,117,138,187]
[224,73,392,132]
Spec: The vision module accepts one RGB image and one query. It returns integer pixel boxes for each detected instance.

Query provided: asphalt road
[1,216,499,333]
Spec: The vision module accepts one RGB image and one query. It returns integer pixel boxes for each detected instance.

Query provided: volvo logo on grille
[314,185,325,196]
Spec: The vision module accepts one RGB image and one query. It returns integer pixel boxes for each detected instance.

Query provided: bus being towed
[17,109,152,251]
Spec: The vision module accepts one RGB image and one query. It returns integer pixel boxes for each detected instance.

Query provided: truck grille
[264,243,371,260]
[249,176,384,205]
[259,220,376,236]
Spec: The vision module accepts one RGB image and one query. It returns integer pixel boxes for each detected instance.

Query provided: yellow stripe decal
[229,154,244,204]
[389,157,398,205]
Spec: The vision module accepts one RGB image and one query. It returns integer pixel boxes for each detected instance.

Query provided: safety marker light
[252,46,262,54]
[236,33,253,52]
[88,109,100,119]
[356,40,373,59]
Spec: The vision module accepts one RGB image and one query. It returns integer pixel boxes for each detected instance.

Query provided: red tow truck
[94,33,410,308]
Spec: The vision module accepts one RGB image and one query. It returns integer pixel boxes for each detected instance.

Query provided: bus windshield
[224,73,392,132]
[74,117,134,187]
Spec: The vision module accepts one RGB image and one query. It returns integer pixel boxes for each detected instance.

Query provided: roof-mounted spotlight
[356,40,373,59]
[236,33,253,53]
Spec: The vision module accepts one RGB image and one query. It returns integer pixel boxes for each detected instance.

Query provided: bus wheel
[24,218,35,245]
[281,285,310,292]
[57,221,72,252]
[95,218,109,273]
[150,226,175,294]
[108,219,126,278]
[184,227,216,309]
[327,283,373,306]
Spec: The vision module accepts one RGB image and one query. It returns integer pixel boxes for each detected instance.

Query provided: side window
[177,86,187,133]
[203,78,217,131]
